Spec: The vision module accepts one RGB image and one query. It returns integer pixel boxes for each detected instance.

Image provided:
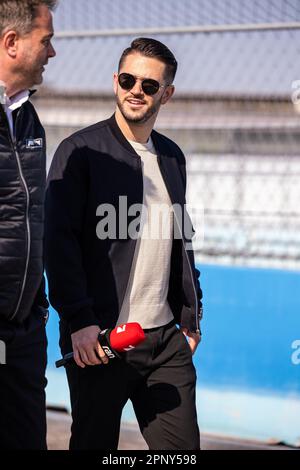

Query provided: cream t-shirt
[117,138,174,329]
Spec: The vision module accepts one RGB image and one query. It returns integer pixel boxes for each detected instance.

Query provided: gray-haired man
[0,0,56,449]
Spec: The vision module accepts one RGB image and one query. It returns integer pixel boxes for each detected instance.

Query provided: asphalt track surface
[47,411,297,451]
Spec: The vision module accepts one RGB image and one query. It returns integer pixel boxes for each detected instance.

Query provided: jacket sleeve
[45,139,99,333]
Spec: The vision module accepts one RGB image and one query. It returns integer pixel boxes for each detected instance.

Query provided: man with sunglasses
[45,37,203,450]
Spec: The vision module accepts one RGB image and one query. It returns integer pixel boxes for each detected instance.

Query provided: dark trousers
[65,320,200,450]
[0,309,48,450]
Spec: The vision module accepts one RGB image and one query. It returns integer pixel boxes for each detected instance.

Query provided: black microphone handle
[55,352,74,368]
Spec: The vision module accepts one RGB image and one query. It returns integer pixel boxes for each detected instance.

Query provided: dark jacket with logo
[45,115,203,350]
[0,97,48,325]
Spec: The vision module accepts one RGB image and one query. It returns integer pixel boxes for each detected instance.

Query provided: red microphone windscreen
[109,322,145,352]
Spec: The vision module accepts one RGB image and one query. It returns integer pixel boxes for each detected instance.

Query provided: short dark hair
[0,0,57,36]
[118,37,178,84]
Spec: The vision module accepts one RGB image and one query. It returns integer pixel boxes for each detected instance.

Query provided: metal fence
[37,0,300,271]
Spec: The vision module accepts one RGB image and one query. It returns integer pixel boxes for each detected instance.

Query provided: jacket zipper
[156,156,200,334]
[2,106,31,321]
[10,143,31,320]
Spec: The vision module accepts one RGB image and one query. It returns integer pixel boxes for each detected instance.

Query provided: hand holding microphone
[56,322,145,368]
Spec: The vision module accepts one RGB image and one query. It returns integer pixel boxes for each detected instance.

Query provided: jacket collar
[106,114,185,207]
[107,114,139,156]
[6,90,29,111]
[107,113,166,159]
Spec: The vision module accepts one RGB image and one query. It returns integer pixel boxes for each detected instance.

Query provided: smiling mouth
[127,99,145,106]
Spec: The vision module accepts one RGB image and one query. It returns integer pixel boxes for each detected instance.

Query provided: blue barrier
[46,264,300,445]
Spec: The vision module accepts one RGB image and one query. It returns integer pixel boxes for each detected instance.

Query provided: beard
[116,95,161,124]
[14,57,44,89]
[26,62,44,86]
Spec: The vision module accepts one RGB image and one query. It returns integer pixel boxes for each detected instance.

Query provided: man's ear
[161,85,175,105]
[113,72,119,96]
[3,30,19,58]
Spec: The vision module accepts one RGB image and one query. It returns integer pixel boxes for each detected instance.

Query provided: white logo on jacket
[26,138,43,149]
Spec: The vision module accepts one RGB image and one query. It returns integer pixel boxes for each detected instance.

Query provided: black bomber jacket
[45,114,203,348]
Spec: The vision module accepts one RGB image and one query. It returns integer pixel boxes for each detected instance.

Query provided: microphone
[55,322,145,368]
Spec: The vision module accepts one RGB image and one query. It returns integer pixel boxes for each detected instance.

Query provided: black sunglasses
[118,73,168,96]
